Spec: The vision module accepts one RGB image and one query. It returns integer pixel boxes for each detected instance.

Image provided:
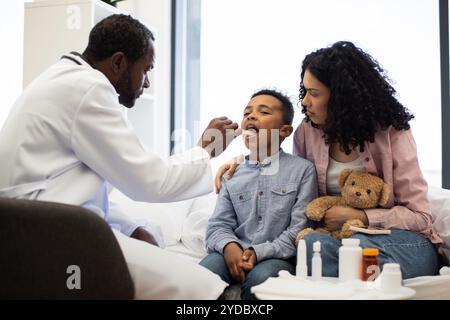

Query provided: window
[171,0,201,155]
[441,0,450,188]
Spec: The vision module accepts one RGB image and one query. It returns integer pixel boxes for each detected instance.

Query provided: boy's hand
[223,242,245,283]
[239,248,256,271]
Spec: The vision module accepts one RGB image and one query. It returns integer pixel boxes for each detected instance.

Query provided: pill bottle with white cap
[338,238,362,282]
[381,263,402,293]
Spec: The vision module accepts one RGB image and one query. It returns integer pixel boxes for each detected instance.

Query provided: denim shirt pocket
[270,183,298,214]
[230,191,253,222]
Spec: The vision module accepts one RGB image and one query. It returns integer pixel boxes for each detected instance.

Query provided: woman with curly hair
[216,41,442,279]
[294,41,442,279]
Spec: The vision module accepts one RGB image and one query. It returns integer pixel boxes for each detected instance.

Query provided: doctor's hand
[214,156,242,193]
[198,117,239,158]
[223,242,245,283]
[130,226,159,247]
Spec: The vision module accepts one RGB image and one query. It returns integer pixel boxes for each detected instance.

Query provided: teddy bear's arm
[306,196,341,220]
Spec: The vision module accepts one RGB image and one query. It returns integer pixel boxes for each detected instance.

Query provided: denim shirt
[205,150,318,262]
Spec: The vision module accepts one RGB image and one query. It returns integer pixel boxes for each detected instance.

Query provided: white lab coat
[0,53,213,236]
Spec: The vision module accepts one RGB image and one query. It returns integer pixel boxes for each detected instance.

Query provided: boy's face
[241,94,292,151]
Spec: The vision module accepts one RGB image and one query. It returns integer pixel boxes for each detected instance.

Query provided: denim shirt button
[258,216,262,221]
[259,191,263,196]
[282,189,286,193]
[239,195,243,200]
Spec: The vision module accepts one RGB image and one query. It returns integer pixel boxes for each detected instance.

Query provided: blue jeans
[199,252,295,300]
[303,230,440,279]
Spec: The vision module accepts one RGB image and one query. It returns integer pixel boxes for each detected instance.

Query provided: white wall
[118,0,172,158]
[0,0,172,158]
[0,1,25,128]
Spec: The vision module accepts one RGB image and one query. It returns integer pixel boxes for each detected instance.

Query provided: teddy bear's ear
[378,183,390,206]
[338,169,353,187]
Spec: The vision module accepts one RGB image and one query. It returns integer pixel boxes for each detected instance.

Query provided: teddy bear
[296,169,390,242]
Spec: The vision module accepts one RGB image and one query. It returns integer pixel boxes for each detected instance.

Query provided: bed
[109,186,450,300]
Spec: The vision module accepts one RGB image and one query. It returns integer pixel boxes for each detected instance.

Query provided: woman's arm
[364,129,441,243]
[214,155,244,193]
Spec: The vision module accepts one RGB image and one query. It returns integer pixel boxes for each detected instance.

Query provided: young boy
[200,89,318,300]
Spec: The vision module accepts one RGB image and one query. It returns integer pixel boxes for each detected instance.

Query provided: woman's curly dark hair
[299,41,414,154]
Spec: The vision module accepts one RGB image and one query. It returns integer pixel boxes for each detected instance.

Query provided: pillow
[109,189,194,246]
[112,229,227,299]
[428,186,450,262]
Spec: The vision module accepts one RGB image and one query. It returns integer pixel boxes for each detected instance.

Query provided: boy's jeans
[199,252,295,300]
[303,229,440,279]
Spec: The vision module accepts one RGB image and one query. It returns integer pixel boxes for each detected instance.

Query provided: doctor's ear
[279,125,293,139]
[110,52,128,74]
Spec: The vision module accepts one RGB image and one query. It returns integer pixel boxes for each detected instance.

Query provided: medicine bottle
[380,263,402,293]
[311,241,322,281]
[361,248,380,281]
[338,238,362,282]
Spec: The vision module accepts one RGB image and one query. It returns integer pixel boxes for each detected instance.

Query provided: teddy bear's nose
[356,192,361,197]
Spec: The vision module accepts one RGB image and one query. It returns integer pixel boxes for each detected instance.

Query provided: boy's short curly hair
[251,89,294,125]
[299,41,414,154]
[84,14,154,63]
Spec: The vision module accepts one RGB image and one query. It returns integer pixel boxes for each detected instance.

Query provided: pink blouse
[293,119,442,244]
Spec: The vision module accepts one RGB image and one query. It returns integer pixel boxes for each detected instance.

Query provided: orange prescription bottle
[361,248,380,281]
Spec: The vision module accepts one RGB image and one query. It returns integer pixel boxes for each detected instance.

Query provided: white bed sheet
[403,270,450,300]
[166,241,204,263]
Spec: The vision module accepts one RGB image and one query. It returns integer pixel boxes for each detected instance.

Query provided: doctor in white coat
[0,14,237,299]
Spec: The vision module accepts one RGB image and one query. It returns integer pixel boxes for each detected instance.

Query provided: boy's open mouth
[243,124,259,136]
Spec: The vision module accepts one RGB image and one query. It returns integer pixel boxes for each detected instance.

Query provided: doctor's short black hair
[251,89,294,125]
[84,14,154,63]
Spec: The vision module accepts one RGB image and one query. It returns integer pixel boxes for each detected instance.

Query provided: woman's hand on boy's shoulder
[214,155,245,193]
